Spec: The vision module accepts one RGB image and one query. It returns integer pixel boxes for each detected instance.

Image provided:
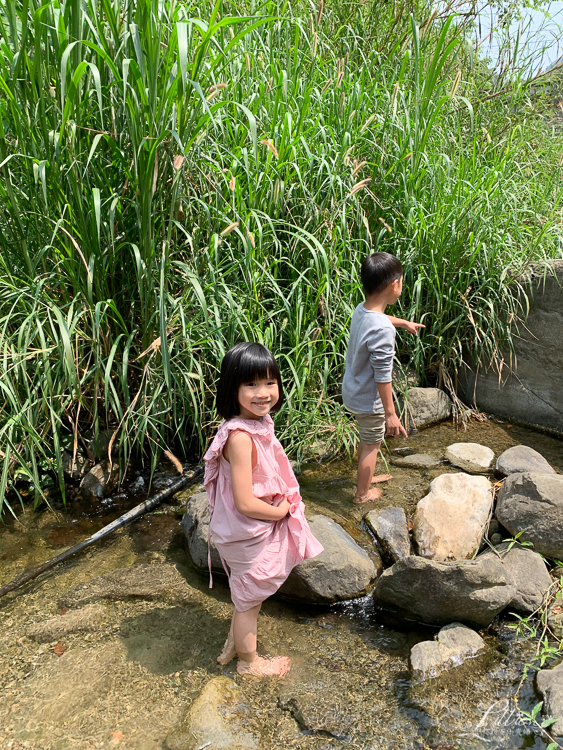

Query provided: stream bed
[1,416,562,750]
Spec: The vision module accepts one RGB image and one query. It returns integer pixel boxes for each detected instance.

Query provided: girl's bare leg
[217,618,237,665]
[232,604,290,677]
[354,441,384,503]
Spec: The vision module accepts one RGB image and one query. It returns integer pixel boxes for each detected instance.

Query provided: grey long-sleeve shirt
[342,304,396,414]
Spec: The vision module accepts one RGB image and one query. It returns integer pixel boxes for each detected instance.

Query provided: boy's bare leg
[232,604,290,677]
[371,473,393,484]
[354,441,384,503]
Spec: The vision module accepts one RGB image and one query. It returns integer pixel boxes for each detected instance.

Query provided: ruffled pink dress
[203,414,323,612]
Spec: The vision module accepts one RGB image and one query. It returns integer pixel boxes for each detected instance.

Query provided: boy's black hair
[216,342,285,420]
[360,252,403,296]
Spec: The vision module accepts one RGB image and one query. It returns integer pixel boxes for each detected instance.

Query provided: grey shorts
[355,412,386,445]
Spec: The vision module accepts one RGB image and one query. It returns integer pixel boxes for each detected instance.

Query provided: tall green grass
[0,0,561,514]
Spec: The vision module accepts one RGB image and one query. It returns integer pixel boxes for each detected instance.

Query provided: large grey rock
[79,460,119,501]
[390,453,441,469]
[496,473,563,558]
[27,604,106,643]
[166,676,259,750]
[58,564,196,609]
[409,623,487,681]
[413,473,493,561]
[496,445,555,477]
[479,542,552,614]
[278,515,381,604]
[181,491,224,574]
[364,507,411,564]
[537,661,563,737]
[373,555,516,627]
[401,387,452,430]
[445,443,494,474]
[458,260,563,434]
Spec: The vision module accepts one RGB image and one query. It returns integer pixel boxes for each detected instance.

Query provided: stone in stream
[27,604,106,643]
[61,449,89,481]
[547,600,563,640]
[495,445,555,477]
[536,662,563,738]
[166,676,259,750]
[181,491,225,575]
[278,515,382,604]
[79,459,120,501]
[58,563,196,609]
[412,473,493,561]
[409,623,487,682]
[399,387,452,431]
[479,542,552,615]
[390,453,441,470]
[373,555,515,628]
[364,507,411,564]
[495,473,563,559]
[444,442,495,474]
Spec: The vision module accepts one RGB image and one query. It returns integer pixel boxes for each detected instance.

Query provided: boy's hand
[385,413,408,438]
[403,321,425,336]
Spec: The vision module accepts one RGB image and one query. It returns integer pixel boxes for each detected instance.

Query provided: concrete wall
[458,260,563,435]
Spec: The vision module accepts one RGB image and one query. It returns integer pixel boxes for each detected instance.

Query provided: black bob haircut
[360,252,403,296]
[215,342,285,420]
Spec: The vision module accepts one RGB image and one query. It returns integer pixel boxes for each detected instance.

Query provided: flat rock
[409,623,487,681]
[537,661,563,737]
[364,507,411,564]
[496,473,563,558]
[401,387,452,431]
[373,555,515,627]
[496,445,555,477]
[166,676,259,750]
[278,515,381,604]
[445,443,494,474]
[390,453,441,469]
[479,542,552,614]
[181,491,225,574]
[58,564,196,609]
[27,604,106,643]
[413,473,493,560]
[79,460,120,501]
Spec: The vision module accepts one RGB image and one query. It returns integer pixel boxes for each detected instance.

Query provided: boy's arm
[387,315,425,336]
[376,381,408,438]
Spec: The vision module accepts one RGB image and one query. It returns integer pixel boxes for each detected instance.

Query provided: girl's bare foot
[371,474,392,484]
[353,487,382,504]
[237,655,291,677]
[217,635,237,665]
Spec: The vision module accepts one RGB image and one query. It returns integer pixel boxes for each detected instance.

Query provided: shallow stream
[1,416,562,750]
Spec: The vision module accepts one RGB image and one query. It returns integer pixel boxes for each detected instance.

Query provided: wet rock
[413,473,493,561]
[496,445,555,477]
[490,533,503,546]
[79,460,120,501]
[479,542,552,614]
[548,600,563,640]
[373,555,515,627]
[27,604,106,643]
[496,473,563,558]
[61,449,89,481]
[400,387,452,430]
[390,453,441,470]
[364,507,411,564]
[165,676,259,750]
[444,442,494,474]
[58,564,196,609]
[278,515,382,604]
[536,661,563,737]
[409,623,487,681]
[279,691,355,741]
[181,491,225,575]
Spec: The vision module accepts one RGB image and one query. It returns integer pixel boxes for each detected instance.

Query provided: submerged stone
[495,445,555,477]
[409,622,487,681]
[27,604,106,643]
[364,507,411,564]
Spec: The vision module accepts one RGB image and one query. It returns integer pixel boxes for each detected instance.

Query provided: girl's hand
[276,498,291,519]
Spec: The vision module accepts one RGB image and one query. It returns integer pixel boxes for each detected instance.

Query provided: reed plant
[0,0,561,514]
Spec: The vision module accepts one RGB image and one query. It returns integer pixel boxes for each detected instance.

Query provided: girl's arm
[227,431,290,521]
[386,315,425,336]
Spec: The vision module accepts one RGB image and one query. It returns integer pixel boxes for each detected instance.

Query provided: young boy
[342,252,424,504]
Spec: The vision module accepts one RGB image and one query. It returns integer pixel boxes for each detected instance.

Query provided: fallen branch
[0,466,203,599]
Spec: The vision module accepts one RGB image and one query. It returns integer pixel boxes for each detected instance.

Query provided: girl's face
[237,375,279,420]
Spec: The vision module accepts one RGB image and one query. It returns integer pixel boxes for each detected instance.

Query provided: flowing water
[1,416,562,750]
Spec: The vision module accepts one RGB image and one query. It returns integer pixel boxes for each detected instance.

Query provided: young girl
[204,342,323,677]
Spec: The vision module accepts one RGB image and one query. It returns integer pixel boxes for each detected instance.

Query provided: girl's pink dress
[203,414,323,611]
